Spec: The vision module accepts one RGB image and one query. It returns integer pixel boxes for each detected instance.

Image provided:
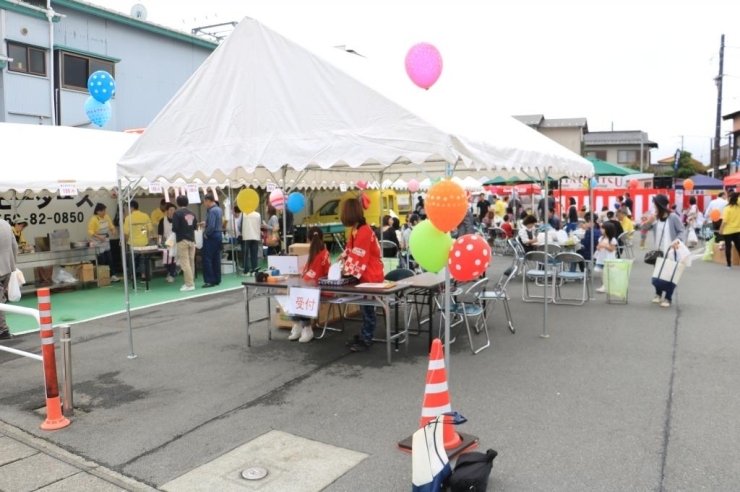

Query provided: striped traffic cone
[398,338,478,457]
[420,338,461,449]
[38,288,70,431]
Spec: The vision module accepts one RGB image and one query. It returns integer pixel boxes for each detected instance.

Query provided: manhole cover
[241,467,268,480]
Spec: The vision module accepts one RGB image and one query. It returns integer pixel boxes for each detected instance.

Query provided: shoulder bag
[644,222,666,265]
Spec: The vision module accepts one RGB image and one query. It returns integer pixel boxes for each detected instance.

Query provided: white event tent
[116,17,593,359]
[1,123,140,194]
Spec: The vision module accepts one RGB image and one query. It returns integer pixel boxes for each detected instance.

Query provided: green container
[603,259,633,299]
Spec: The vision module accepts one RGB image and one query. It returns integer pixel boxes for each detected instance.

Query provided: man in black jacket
[171,195,198,292]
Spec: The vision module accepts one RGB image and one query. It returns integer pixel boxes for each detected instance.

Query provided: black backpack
[446,448,498,492]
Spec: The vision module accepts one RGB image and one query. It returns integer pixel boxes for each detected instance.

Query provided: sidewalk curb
[0,420,159,491]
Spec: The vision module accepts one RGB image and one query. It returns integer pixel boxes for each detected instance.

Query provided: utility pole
[639,131,644,172]
[713,34,725,175]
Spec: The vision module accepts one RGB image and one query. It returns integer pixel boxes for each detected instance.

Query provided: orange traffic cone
[398,338,478,457]
[419,338,462,449]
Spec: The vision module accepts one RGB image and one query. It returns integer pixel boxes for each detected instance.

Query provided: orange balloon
[683,179,694,191]
[710,209,722,222]
[425,179,468,233]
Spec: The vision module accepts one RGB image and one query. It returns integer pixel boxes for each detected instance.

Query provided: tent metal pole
[281,167,287,254]
[589,181,595,300]
[227,181,236,273]
[444,168,452,374]
[127,188,138,294]
[118,180,136,359]
[541,170,549,339]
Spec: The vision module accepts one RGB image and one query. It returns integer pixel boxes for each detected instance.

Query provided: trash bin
[603,259,633,304]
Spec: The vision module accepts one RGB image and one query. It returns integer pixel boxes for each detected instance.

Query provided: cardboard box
[80,263,95,282]
[221,262,235,275]
[97,266,111,287]
[267,255,308,275]
[289,243,311,256]
[713,242,740,266]
[273,301,360,329]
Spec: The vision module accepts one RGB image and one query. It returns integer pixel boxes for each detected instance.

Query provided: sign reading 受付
[148,182,163,194]
[288,287,321,318]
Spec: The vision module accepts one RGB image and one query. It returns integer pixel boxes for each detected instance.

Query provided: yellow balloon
[236,189,259,214]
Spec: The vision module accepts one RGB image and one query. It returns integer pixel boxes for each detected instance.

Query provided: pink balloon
[356,180,368,190]
[408,178,420,193]
[405,42,443,90]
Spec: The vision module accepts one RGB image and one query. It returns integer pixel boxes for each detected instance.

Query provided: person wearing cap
[642,194,686,307]
[11,216,29,246]
[200,193,223,288]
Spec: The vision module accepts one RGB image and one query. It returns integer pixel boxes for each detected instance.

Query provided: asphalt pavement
[0,246,738,491]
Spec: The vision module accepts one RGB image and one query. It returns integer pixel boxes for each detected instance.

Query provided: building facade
[512,114,588,156]
[583,130,658,170]
[0,0,216,130]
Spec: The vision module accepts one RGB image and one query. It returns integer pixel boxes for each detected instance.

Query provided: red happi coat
[302,248,331,281]
[344,223,385,283]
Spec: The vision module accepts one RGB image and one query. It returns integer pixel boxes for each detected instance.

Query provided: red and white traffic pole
[37,288,70,431]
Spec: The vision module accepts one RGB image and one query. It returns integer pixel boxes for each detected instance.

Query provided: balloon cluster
[407,179,492,281]
[235,188,307,215]
[84,71,116,127]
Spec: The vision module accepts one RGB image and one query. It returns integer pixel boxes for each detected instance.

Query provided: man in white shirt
[705,191,728,239]
[241,210,262,275]
[401,214,420,270]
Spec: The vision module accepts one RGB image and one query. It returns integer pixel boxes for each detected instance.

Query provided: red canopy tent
[485,183,542,195]
[724,171,740,188]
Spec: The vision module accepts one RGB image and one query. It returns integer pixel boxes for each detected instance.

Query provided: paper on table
[355,282,394,289]
[328,262,342,281]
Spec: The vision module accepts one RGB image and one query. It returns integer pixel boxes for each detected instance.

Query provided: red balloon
[448,234,491,281]
[629,179,638,190]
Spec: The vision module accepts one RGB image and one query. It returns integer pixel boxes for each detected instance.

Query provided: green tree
[658,150,700,178]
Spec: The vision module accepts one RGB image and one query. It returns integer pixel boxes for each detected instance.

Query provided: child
[500,214,514,239]
[595,222,618,293]
[288,226,331,343]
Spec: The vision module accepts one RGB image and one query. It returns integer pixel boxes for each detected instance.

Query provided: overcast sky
[92,0,740,165]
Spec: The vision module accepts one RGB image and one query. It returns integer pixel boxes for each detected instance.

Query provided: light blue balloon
[287,192,306,213]
[590,177,598,189]
[84,96,112,127]
[87,70,116,103]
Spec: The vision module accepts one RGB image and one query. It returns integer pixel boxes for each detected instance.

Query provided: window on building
[617,150,637,164]
[61,52,115,92]
[7,42,46,76]
[21,0,48,7]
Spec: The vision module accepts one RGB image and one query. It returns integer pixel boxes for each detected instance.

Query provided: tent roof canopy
[118,17,592,185]
[585,156,640,177]
[676,174,725,189]
[0,123,140,194]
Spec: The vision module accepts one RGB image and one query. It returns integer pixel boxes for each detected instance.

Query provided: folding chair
[488,227,509,256]
[379,239,399,273]
[617,231,634,259]
[435,285,464,343]
[509,239,526,277]
[449,278,490,354]
[522,251,556,302]
[553,252,590,305]
[380,268,416,335]
[478,263,517,334]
